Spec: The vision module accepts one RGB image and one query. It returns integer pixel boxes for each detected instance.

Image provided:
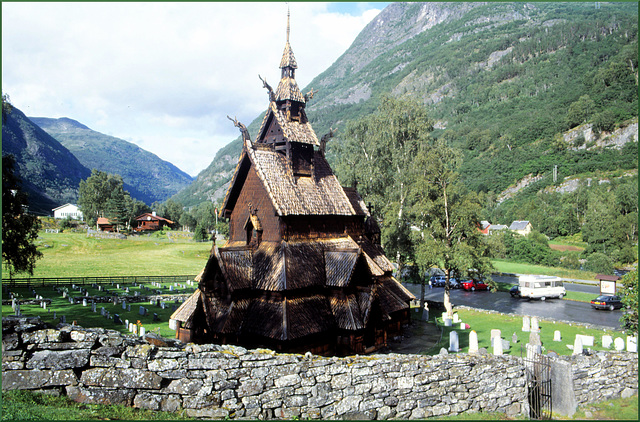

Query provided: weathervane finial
[286,5,290,43]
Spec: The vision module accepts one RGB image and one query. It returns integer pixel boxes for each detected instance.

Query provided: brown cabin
[134,212,174,232]
[171,17,414,356]
[96,217,115,232]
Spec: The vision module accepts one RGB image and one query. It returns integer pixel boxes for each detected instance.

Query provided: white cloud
[2,2,385,177]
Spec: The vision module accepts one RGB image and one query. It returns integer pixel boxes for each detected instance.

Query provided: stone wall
[2,316,637,420]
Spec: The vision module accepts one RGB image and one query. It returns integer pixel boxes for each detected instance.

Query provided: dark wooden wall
[229,167,280,243]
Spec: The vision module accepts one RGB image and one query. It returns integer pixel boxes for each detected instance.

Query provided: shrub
[584,252,614,274]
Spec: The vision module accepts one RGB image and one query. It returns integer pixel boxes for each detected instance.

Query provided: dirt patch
[549,244,584,252]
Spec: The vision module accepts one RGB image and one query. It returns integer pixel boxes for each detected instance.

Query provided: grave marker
[468,331,479,354]
[627,336,637,353]
[531,317,540,333]
[522,316,530,332]
[493,336,503,355]
[449,331,459,352]
[553,330,562,342]
[602,335,613,349]
[512,332,518,344]
[572,336,583,355]
[614,337,625,351]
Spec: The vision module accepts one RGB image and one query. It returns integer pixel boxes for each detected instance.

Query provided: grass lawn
[491,259,598,281]
[4,231,213,278]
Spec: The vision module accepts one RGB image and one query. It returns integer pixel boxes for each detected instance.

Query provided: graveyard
[3,278,635,356]
[2,280,198,339]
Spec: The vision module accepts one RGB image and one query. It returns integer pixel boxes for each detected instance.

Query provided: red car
[461,279,489,291]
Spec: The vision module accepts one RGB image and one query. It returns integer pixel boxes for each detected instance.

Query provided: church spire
[276,7,304,105]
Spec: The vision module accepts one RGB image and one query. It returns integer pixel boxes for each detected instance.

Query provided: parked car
[430,275,446,287]
[510,285,521,298]
[590,295,623,311]
[461,279,489,291]
[449,278,461,289]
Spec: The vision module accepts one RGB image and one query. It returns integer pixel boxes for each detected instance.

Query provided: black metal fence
[523,347,553,420]
[2,275,198,288]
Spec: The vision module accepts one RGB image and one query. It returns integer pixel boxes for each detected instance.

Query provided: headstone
[153,313,159,322]
[132,325,137,335]
[125,287,130,293]
[113,297,117,305]
[493,336,503,355]
[63,291,68,298]
[53,311,56,319]
[69,297,74,304]
[490,329,501,344]
[526,342,541,358]
[43,302,47,310]
[98,285,103,291]
[444,317,452,327]
[61,315,66,324]
[169,285,174,291]
[139,306,146,316]
[614,337,625,351]
[117,284,120,289]
[529,331,542,347]
[92,303,97,313]
[626,336,637,353]
[161,302,166,310]
[576,335,594,347]
[554,330,562,342]
[83,299,87,307]
[512,332,518,344]
[572,336,583,355]
[501,339,510,351]
[453,313,460,323]
[468,330,479,354]
[11,299,17,311]
[139,326,145,337]
[150,299,155,305]
[602,335,613,349]
[421,304,429,321]
[135,291,139,297]
[531,317,540,333]
[86,291,89,297]
[439,348,448,356]
[449,331,459,352]
[460,322,467,330]
[114,314,121,324]
[101,307,106,316]
[522,316,530,332]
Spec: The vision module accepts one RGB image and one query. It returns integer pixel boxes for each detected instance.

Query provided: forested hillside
[174,2,637,212]
[1,104,90,215]
[30,117,194,205]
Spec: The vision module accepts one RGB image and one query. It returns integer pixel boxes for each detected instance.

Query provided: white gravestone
[572,336,583,355]
[531,317,540,332]
[614,337,625,351]
[139,326,145,337]
[602,335,613,349]
[82,299,87,307]
[122,301,127,310]
[576,334,594,347]
[490,329,502,344]
[453,313,460,323]
[449,331,459,352]
[493,336,503,355]
[444,318,452,327]
[522,316,530,332]
[553,330,562,342]
[626,336,637,353]
[469,331,479,354]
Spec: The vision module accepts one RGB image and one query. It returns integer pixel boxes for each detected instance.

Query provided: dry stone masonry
[2,316,637,419]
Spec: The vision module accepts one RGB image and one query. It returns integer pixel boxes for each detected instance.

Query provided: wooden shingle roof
[247,142,354,216]
[256,102,319,146]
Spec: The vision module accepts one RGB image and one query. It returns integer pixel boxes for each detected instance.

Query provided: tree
[333,96,434,277]
[105,185,128,232]
[565,94,595,128]
[411,140,493,316]
[78,170,126,226]
[584,252,614,274]
[619,270,637,334]
[2,154,43,279]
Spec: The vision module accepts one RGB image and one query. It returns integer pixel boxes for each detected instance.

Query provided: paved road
[404,278,624,330]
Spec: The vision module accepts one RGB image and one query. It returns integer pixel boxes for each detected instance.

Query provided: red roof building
[134,212,174,232]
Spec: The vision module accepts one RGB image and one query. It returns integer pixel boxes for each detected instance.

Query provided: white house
[509,220,533,236]
[52,203,83,220]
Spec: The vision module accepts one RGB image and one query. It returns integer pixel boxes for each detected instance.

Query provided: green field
[4,231,213,278]
[491,259,599,281]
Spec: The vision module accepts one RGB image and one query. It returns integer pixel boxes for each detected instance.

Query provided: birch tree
[333,96,433,278]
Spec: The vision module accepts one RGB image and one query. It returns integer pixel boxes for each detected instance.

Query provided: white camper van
[518,275,566,300]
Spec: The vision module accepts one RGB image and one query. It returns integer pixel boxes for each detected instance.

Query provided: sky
[2,2,388,177]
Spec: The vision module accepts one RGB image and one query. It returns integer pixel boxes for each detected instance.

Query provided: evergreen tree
[2,155,43,279]
[78,170,125,226]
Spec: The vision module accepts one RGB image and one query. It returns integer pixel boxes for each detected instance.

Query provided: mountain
[172,1,637,208]
[30,117,194,205]
[2,105,91,215]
